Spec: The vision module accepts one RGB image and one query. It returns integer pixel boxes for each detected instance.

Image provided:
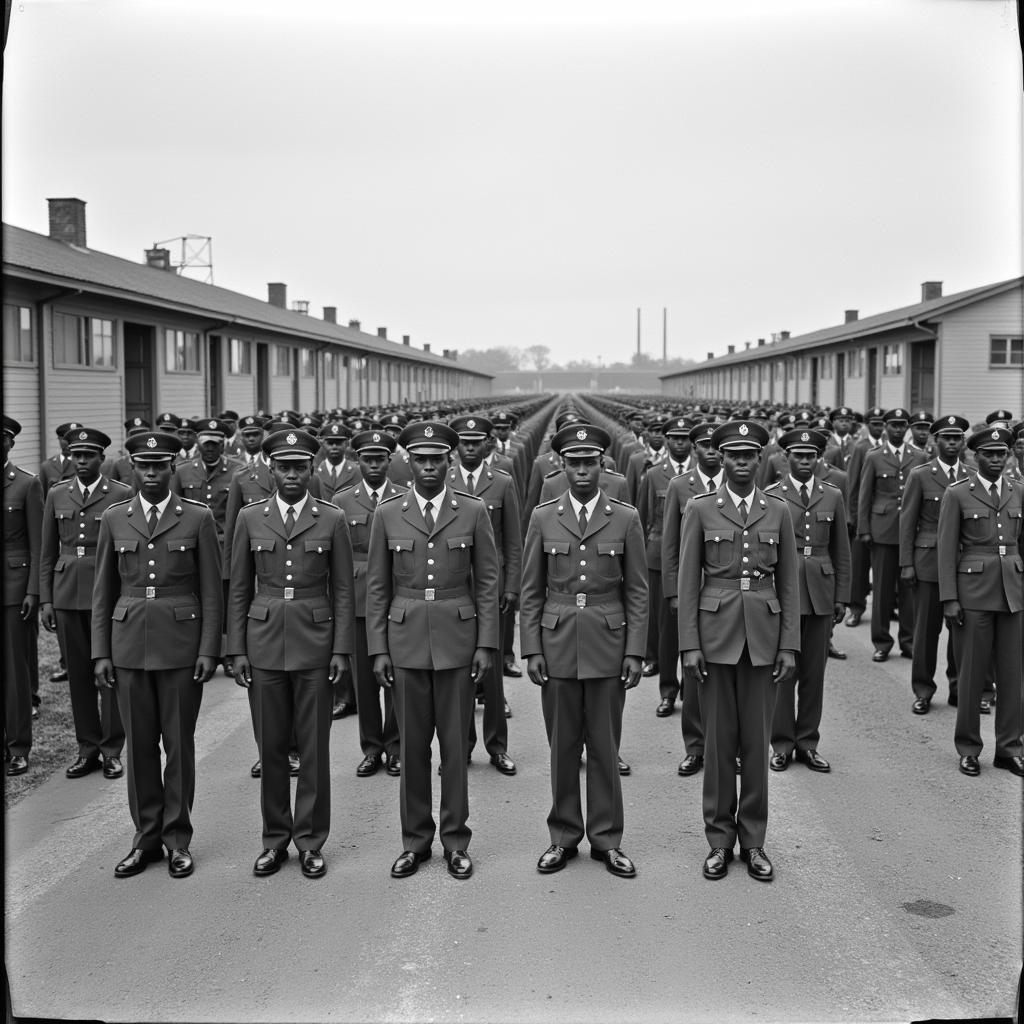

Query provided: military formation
[3,395,1022,886]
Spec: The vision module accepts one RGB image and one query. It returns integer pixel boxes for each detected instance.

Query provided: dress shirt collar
[697,469,723,491]
[461,465,482,489]
[275,492,309,522]
[568,491,600,520]
[412,487,447,517]
[725,484,754,512]
[139,492,172,519]
[789,475,813,494]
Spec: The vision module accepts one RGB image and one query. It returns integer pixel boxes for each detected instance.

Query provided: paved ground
[5,615,1021,1023]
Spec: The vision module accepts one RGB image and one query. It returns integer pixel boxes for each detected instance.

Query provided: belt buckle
[740,578,751,591]
[803,546,812,557]
[283,587,294,600]
[576,593,587,608]
[425,588,435,601]
[998,545,1007,556]
[76,546,86,557]
[145,586,156,599]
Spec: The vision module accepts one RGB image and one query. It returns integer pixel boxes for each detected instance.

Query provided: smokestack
[145,247,172,271]
[377,327,387,339]
[706,352,714,361]
[268,283,287,308]
[757,338,765,347]
[844,309,858,323]
[47,198,87,247]
[323,306,337,323]
[727,345,735,354]
[402,335,411,346]
[921,281,943,301]
[423,343,431,353]
[780,330,791,341]
[348,319,361,330]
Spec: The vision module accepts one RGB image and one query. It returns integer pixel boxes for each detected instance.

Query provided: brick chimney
[145,247,173,270]
[423,343,431,353]
[727,345,735,354]
[47,198,87,247]
[780,330,791,341]
[377,327,387,339]
[921,281,942,301]
[706,352,714,360]
[323,307,337,323]
[844,309,859,323]
[348,319,361,330]
[757,338,765,347]
[268,283,287,308]
[402,335,411,346]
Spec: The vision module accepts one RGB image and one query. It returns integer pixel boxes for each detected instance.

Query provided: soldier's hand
[470,648,492,682]
[943,600,964,629]
[499,592,519,614]
[832,603,845,625]
[900,567,917,588]
[232,656,253,688]
[374,655,395,688]
[194,656,217,684]
[621,656,642,689]
[20,594,38,622]
[328,654,349,684]
[527,655,548,686]
[668,597,679,613]
[682,650,706,684]
[94,658,115,689]
[40,603,57,632]
[772,651,797,684]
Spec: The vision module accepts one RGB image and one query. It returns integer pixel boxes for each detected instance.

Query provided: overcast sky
[2,0,1021,365]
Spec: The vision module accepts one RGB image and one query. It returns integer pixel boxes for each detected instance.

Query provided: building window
[229,337,252,375]
[799,357,808,380]
[2,304,34,363]
[820,354,833,379]
[301,348,315,377]
[274,344,291,376]
[52,312,115,369]
[848,350,863,378]
[882,344,902,375]
[165,328,200,373]
[324,352,336,379]
[990,336,1023,368]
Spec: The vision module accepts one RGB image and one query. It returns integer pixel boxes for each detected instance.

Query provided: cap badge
[133,418,142,426]
[372,432,381,443]
[576,429,587,441]
[948,416,955,424]
[146,437,158,449]
[800,432,809,442]
[467,419,475,429]
[79,431,88,440]
[286,432,298,445]
[209,420,217,429]
[424,426,434,437]
[739,424,749,436]
[992,429,1001,440]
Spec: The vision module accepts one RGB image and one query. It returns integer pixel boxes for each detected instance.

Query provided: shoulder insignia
[543,469,562,479]
[379,491,404,504]
[107,497,133,511]
[692,490,716,500]
[949,478,969,487]
[492,467,512,477]
[180,496,209,508]
[452,489,483,501]
[764,491,787,502]
[108,478,133,491]
[608,497,636,508]
[536,497,559,508]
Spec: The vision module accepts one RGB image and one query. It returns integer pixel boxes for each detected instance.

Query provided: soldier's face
[271,457,312,502]
[868,420,885,439]
[786,450,817,483]
[322,437,347,463]
[693,439,721,475]
[178,428,198,450]
[884,421,907,446]
[457,438,486,471]
[910,424,930,447]
[665,435,690,462]
[648,429,665,450]
[563,455,601,502]
[72,449,103,484]
[721,448,760,488]
[935,434,963,462]
[240,429,264,456]
[198,437,224,465]
[973,447,1007,482]
[833,416,852,436]
[358,452,390,489]
[493,425,511,442]
[1014,438,1024,462]
[133,459,173,502]
[410,452,449,497]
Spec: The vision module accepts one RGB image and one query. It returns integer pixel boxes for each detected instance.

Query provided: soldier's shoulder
[948,477,970,488]
[543,468,563,479]
[608,496,637,510]
[452,489,484,503]
[691,489,716,500]
[8,463,37,480]
[820,479,842,491]
[314,498,340,512]
[488,467,512,478]
[379,491,405,506]
[763,480,782,493]
[179,496,211,510]
[604,469,625,479]
[49,477,74,493]
[534,497,559,510]
[105,497,133,513]
[763,490,788,503]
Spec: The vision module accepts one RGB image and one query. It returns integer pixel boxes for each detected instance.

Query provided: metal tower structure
[153,236,214,283]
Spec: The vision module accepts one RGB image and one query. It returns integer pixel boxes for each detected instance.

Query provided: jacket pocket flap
[871,501,891,514]
[447,535,473,550]
[116,539,138,553]
[957,560,985,574]
[815,511,834,522]
[388,605,406,623]
[388,537,414,552]
[6,556,28,567]
[173,605,199,622]
[596,542,621,556]
[962,509,989,520]
[758,531,779,545]
[698,595,721,612]
[543,539,571,555]
[348,513,369,526]
[55,510,74,519]
[54,557,67,572]
[111,603,129,621]
[820,563,835,575]
[305,539,332,552]
[250,537,276,552]
[540,611,559,630]
[247,604,270,621]
[168,538,197,552]
[312,607,333,623]
[457,604,477,620]
[604,612,626,629]
[766,598,782,614]
[703,530,734,543]
[915,537,937,548]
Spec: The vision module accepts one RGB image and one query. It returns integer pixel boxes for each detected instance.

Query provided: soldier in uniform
[938,426,1024,777]
[679,420,799,882]
[844,408,885,628]
[332,429,405,777]
[766,429,850,773]
[39,422,80,497]
[521,423,647,879]
[447,415,521,774]
[314,421,360,496]
[366,421,500,881]
[39,427,130,779]
[93,431,222,878]
[171,418,244,546]
[856,408,926,661]
[227,429,355,878]
[900,416,970,714]
[3,416,42,776]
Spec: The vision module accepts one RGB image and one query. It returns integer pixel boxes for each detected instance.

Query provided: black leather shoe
[385,755,401,777]
[900,646,913,659]
[288,752,300,776]
[655,698,675,717]
[871,650,889,663]
[641,661,658,677]
[103,756,124,779]
[795,749,830,773]
[356,753,383,777]
[168,848,194,878]
[702,847,733,880]
[959,755,980,777]
[49,668,68,682]
[300,849,326,878]
[537,844,578,874]
[827,642,847,660]
[114,846,164,878]
[980,699,992,715]
[502,660,523,678]
[735,757,742,775]
[490,752,517,775]
[332,700,356,719]
[590,847,636,878]
[844,611,862,627]
[6,755,28,776]
[677,754,704,776]
[444,849,473,879]
[390,849,430,878]
[993,755,1024,777]
[769,750,791,772]
[504,701,512,718]
[740,846,774,881]
[912,698,931,715]
[947,693,958,707]
[618,757,631,776]
[253,848,289,876]
[250,759,261,779]
[66,755,101,779]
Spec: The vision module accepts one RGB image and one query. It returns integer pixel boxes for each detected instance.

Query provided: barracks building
[2,198,492,468]
[661,277,1023,421]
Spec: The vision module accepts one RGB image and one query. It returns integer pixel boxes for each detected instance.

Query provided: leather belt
[705,576,776,592]
[61,545,96,558]
[961,545,1014,556]
[800,546,830,557]
[546,590,619,608]
[123,585,195,599]
[394,586,470,602]
[259,584,327,600]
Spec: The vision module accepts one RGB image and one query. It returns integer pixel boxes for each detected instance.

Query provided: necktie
[284,505,295,537]
[370,490,378,509]
[148,505,159,536]
[465,472,476,496]
[990,483,999,504]
[707,477,716,493]
[578,504,589,536]
[949,467,956,485]
[800,484,809,508]
[423,500,434,532]
[739,499,748,523]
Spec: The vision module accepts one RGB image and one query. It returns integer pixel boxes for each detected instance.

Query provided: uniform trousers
[3,606,33,757]
[649,572,680,699]
[541,675,625,851]
[501,607,516,665]
[772,614,828,755]
[869,543,914,654]
[392,666,476,853]
[698,649,776,850]
[252,667,333,851]
[954,610,1023,759]
[114,667,203,850]
[910,581,959,702]
[644,571,659,664]
[848,531,869,615]
[679,671,705,757]
[468,661,508,757]
[353,617,399,760]
[56,609,124,760]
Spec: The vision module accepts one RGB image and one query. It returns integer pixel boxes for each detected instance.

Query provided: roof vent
[348,319,361,330]
[145,247,173,271]
[291,300,309,315]
[402,335,411,346]
[377,327,388,339]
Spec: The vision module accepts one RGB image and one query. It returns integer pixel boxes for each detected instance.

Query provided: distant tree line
[458,344,697,374]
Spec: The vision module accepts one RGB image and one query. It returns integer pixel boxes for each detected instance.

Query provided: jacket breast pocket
[304,538,332,574]
[447,535,474,574]
[703,529,735,569]
[347,512,370,546]
[168,536,197,567]
[389,538,415,576]
[596,541,623,580]
[957,559,984,576]
[543,538,572,581]
[115,538,139,573]
[249,537,276,573]
[758,531,780,567]
[960,508,990,544]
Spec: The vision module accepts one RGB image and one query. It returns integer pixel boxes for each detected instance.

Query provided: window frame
[2,303,35,365]
[164,327,201,374]
[52,311,117,371]
[228,337,253,376]
[989,335,1023,369]
[882,343,903,376]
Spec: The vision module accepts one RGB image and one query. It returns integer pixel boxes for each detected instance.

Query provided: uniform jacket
[899,460,972,582]
[845,438,880,527]
[171,455,245,537]
[525,449,565,518]
[637,458,687,570]
[333,479,406,617]
[540,468,627,504]
[386,452,414,488]
[856,444,927,544]
[824,435,857,472]
[227,495,355,670]
[520,491,648,680]
[91,495,223,669]
[109,455,140,494]
[314,458,359,497]
[661,468,721,600]
[678,488,800,666]
[364,486,500,670]
[815,462,848,495]
[3,462,43,606]
[38,454,75,498]
[765,477,851,615]
[39,475,132,608]
[937,476,1024,613]
[625,447,664,507]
